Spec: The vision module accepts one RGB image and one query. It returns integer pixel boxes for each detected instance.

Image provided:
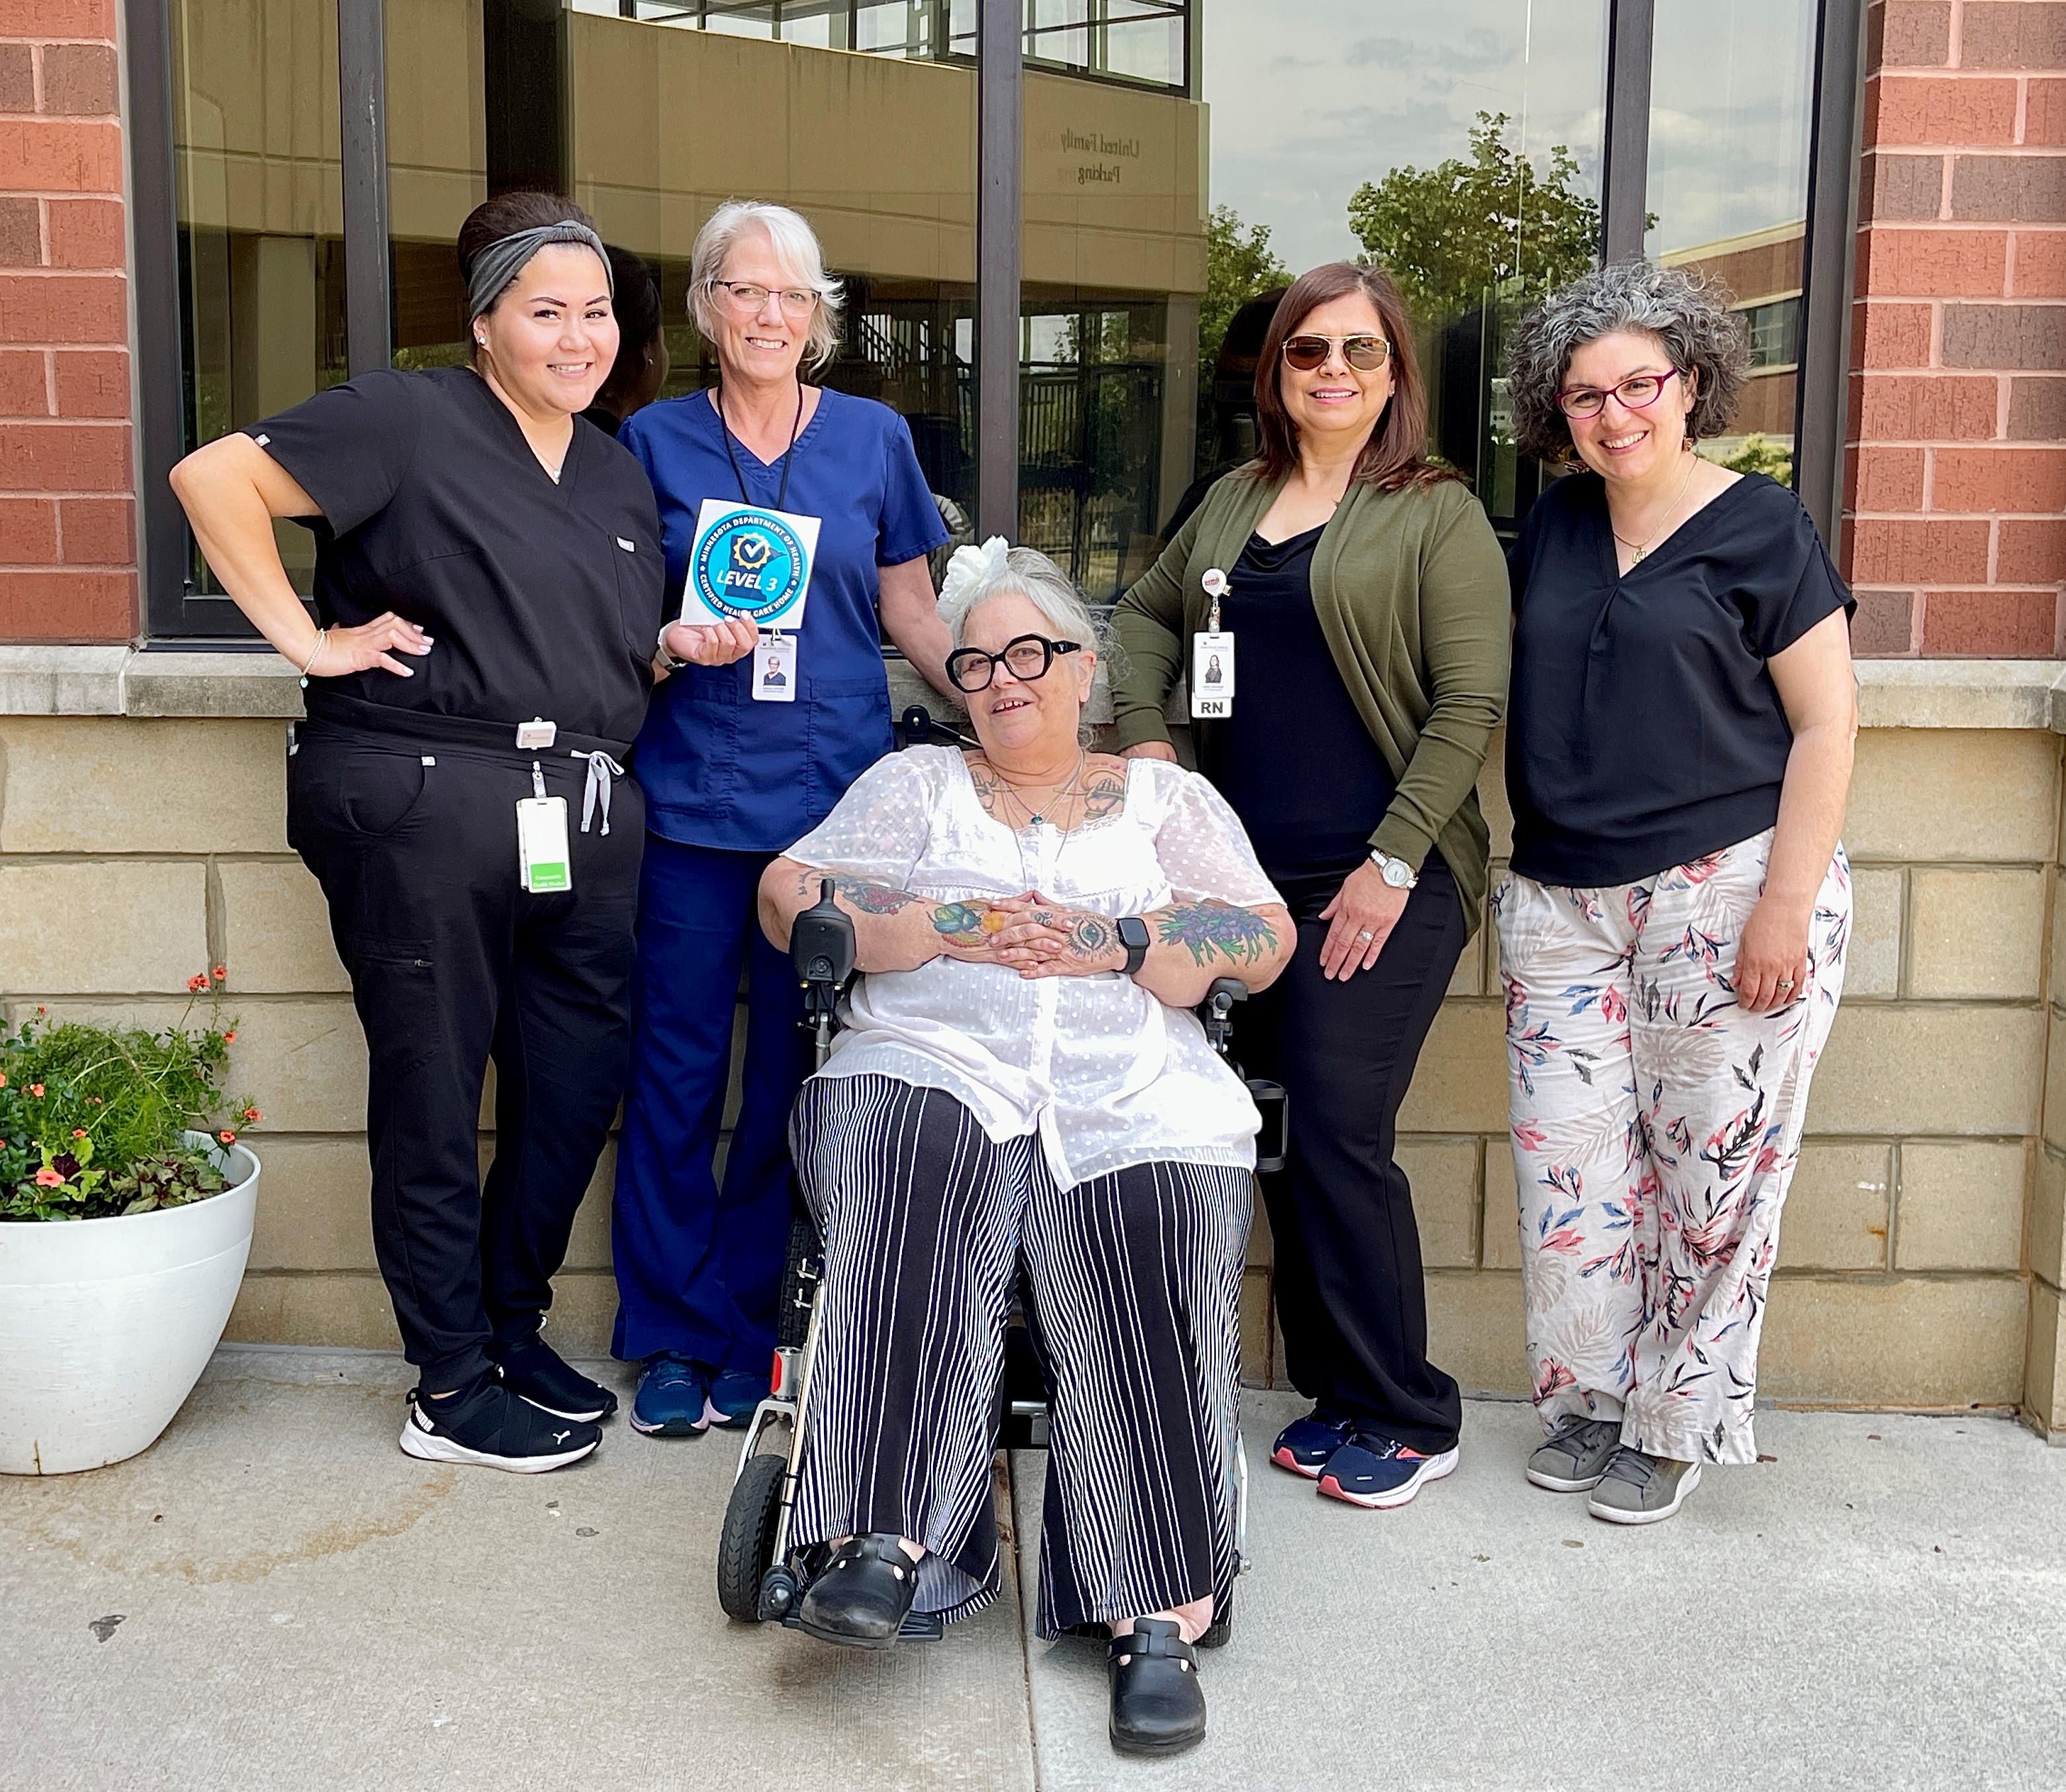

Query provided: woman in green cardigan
[1111,261,1509,1511]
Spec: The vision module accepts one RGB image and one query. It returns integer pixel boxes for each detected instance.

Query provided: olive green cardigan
[1110,469,1510,936]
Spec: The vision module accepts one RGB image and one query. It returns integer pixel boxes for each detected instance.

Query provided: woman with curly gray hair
[1495,260,1856,1525]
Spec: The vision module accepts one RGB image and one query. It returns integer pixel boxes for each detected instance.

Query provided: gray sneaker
[1586,1447,1701,1525]
[1525,1417,1623,1492]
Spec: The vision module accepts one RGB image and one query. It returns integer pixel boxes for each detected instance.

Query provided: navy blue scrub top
[623,386,948,852]
[1505,469,1854,889]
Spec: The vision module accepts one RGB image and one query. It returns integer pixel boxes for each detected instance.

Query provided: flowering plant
[0,968,259,1223]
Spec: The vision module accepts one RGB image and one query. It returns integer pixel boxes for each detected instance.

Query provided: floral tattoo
[1157,900,1277,967]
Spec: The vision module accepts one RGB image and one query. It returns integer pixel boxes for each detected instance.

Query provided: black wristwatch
[1116,915,1151,976]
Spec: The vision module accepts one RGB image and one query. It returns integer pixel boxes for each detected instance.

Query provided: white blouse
[786,746,1284,1189]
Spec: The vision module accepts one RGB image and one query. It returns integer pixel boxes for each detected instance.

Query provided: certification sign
[683,499,821,631]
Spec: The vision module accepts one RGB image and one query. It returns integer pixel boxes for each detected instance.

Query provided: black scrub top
[1505,469,1854,889]
[246,365,666,748]
[1200,524,1397,876]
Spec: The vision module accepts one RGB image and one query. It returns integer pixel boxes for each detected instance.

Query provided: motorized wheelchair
[715,706,1288,1644]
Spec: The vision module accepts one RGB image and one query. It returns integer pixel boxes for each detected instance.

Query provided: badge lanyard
[719,381,812,703]
[1190,566,1235,720]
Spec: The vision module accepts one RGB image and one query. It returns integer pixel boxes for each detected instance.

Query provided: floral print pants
[1493,830,1850,1466]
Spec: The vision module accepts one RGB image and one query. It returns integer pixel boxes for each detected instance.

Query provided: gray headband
[465,222,612,328]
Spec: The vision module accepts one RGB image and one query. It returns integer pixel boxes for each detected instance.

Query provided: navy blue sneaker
[1270,1407,1355,1480]
[706,1366,771,1429]
[631,1353,709,1437]
[1317,1433,1459,1509]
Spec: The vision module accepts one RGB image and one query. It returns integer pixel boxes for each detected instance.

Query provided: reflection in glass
[1646,0,1816,483]
[171,0,346,596]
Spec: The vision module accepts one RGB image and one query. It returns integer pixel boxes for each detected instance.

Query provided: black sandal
[1107,1617,1206,1756]
[795,1533,920,1649]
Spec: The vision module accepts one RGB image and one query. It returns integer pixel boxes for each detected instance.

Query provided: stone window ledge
[3,644,2065,731]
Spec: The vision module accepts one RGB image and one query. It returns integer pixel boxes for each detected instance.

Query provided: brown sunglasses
[1282,333,1391,372]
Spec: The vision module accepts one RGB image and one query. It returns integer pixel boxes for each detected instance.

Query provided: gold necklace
[1611,450,1698,563]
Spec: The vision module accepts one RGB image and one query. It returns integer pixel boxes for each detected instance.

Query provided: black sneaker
[400,1376,601,1473]
[490,1333,619,1422]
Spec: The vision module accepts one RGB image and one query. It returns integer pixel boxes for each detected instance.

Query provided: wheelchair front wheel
[717,1451,787,1622]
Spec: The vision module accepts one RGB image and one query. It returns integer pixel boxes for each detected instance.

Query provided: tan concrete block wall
[4,716,2061,1427]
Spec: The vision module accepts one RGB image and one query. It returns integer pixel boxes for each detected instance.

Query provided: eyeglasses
[1555,370,1684,418]
[946,633,1082,694]
[711,279,819,316]
[1282,334,1391,372]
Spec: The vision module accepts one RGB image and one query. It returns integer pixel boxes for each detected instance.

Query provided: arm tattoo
[1067,913,1114,959]
[1155,900,1278,967]
[791,871,922,915]
[932,901,994,947]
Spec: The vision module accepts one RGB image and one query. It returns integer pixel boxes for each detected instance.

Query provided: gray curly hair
[1504,261,1750,463]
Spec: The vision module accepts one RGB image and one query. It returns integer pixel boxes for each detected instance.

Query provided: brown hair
[1251,262,1454,491]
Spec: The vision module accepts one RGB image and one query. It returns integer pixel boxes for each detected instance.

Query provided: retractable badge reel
[1190,568,1235,720]
[517,760,572,894]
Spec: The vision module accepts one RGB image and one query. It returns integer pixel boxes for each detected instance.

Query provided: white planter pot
[0,1132,260,1475]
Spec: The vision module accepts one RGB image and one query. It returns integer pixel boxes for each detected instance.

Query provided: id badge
[517,795,572,893]
[1190,631,1235,719]
[752,631,798,703]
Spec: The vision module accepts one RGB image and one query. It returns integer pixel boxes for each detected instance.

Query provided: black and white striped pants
[789,1074,1251,1637]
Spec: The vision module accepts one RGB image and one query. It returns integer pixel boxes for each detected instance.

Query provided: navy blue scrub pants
[611,836,811,1368]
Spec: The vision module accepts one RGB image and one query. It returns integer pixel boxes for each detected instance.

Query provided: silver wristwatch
[1369,848,1418,890]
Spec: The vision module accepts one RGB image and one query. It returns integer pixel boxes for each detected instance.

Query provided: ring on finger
[1356,928,1375,942]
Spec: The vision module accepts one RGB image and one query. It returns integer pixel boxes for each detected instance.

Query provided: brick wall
[0,0,134,644]
[1848,0,2066,656]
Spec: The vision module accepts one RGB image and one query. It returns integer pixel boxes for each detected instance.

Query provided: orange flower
[218,1129,236,1145]
[71,1128,87,1139]
[187,973,209,994]
[242,1106,261,1124]
[212,965,228,982]
[222,1030,238,1044]
[0,1072,7,1088]
[33,1167,64,1188]
[29,1084,44,1098]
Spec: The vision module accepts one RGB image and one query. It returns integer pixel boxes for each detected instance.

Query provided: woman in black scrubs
[169,191,665,1474]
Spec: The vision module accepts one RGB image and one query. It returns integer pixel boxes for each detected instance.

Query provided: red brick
[1858,226,2010,296]
[1868,75,2021,146]
[1852,298,1934,367]
[1850,589,1918,654]
[1999,519,2066,582]
[0,347,44,413]
[0,120,122,194]
[1932,445,2066,510]
[56,494,127,563]
[52,345,122,415]
[1873,0,1952,66]
[46,197,120,269]
[2030,81,2066,149]
[2010,230,2066,295]
[0,43,32,113]
[1854,443,1928,508]
[1850,515,1992,581]
[0,566,132,641]
[0,494,56,563]
[38,43,116,116]
[1920,589,2060,655]
[1959,2,2066,69]
[1856,371,2000,437]
[0,0,115,32]
[0,196,37,266]
[0,419,128,490]
[0,273,122,343]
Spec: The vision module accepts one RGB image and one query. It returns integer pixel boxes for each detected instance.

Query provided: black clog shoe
[1107,1617,1206,1756]
[795,1533,919,1649]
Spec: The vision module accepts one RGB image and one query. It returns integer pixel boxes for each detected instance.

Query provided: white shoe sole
[1318,1447,1460,1509]
[399,1415,599,1473]
[1525,1464,1609,1494]
[1588,1460,1701,1524]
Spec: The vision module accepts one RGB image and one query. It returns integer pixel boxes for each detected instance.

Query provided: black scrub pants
[1239,856,1468,1455]
[288,714,643,1394]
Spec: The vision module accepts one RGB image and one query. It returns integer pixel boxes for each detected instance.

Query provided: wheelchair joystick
[791,877,857,1067]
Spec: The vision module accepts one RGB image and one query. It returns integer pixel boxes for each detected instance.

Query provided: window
[1742,294,1802,370]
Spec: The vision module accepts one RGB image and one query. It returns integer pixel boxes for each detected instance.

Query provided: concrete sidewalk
[5,1350,2063,1792]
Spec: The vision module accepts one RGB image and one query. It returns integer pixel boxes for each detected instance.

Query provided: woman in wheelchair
[755,540,1292,1756]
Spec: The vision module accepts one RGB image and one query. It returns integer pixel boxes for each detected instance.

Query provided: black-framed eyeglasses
[1282,333,1390,372]
[946,633,1082,694]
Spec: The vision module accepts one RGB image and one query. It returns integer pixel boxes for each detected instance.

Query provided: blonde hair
[688,200,843,375]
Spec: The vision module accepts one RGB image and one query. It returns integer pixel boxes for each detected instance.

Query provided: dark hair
[455,191,602,353]
[1251,262,1453,492]
[596,244,662,404]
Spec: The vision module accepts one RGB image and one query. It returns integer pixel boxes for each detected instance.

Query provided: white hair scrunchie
[936,535,1012,635]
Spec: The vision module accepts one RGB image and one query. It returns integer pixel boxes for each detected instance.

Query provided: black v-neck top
[247,365,666,748]
[1200,523,1397,875]
[1504,469,1852,888]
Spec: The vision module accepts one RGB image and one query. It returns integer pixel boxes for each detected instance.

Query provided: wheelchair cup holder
[1199,977,1288,1177]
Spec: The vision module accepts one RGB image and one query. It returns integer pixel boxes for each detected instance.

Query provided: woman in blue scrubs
[613,199,954,1435]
